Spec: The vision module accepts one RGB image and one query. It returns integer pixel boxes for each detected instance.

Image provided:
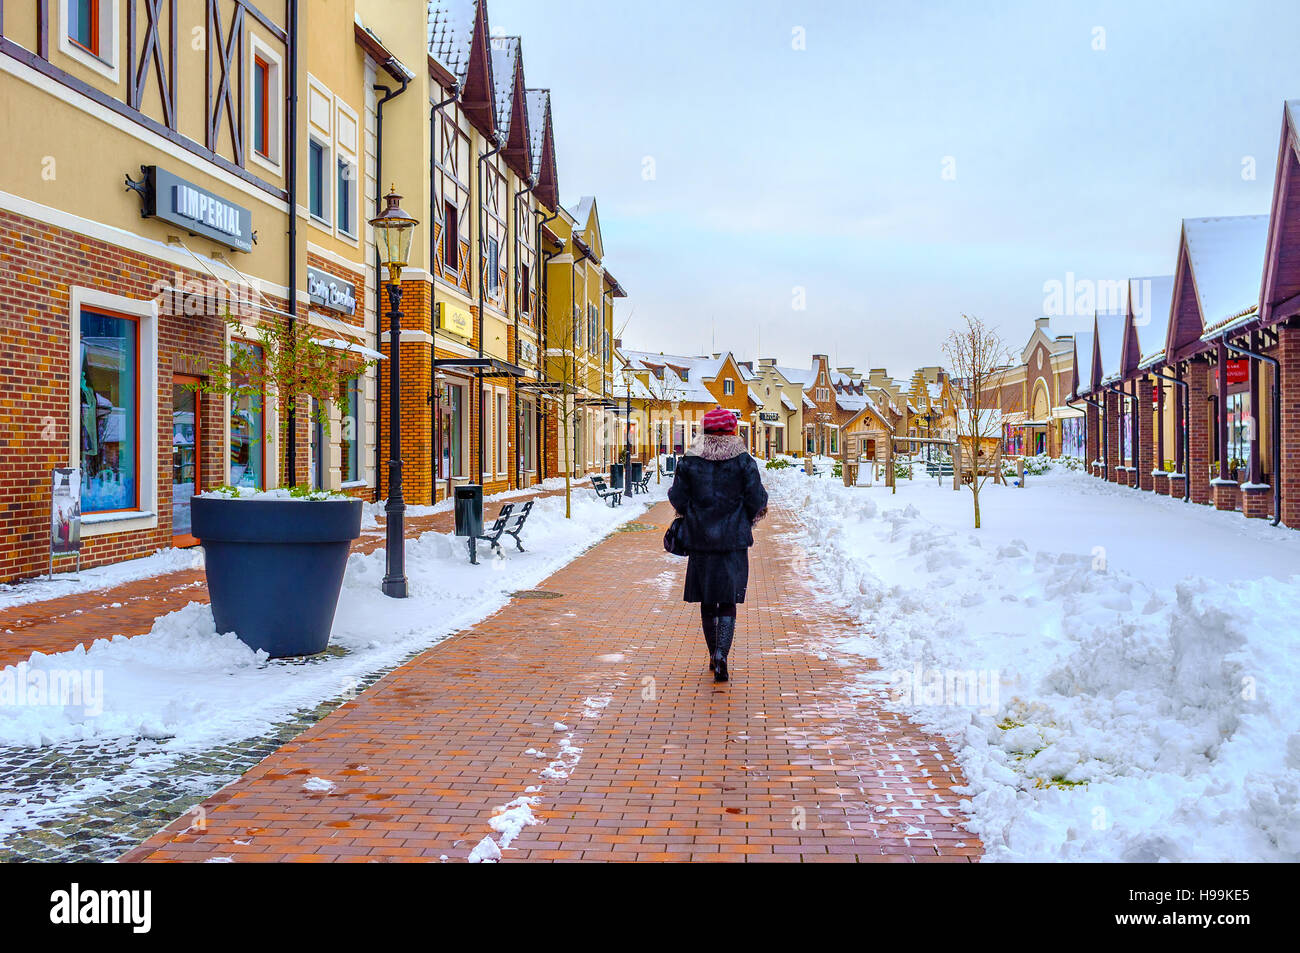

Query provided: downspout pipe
[427,83,461,497]
[285,0,299,485]
[1223,339,1282,526]
[1150,368,1191,503]
[511,174,537,489]
[536,220,561,477]
[476,134,504,486]
[371,62,410,500]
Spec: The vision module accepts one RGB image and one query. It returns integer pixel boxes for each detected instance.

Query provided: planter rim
[192,495,362,545]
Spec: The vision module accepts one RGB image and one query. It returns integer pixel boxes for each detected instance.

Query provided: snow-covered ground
[767,463,1300,862]
[0,483,663,752]
[0,548,205,612]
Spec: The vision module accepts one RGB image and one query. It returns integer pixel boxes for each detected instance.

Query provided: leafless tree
[942,314,1015,529]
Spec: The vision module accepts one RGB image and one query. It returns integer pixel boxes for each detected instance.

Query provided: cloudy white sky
[490,0,1295,376]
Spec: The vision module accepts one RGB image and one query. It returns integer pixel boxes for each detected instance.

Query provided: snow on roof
[567,196,595,228]
[957,409,1002,436]
[747,386,763,406]
[525,89,550,176]
[776,366,815,387]
[802,393,816,409]
[1183,215,1269,333]
[780,393,796,411]
[427,0,478,82]
[1096,310,1126,384]
[488,37,519,136]
[1073,329,1095,389]
[836,393,867,412]
[1130,275,1174,363]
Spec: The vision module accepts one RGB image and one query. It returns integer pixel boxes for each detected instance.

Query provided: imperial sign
[141,166,253,253]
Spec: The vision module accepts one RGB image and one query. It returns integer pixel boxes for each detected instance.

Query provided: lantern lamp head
[369,186,418,285]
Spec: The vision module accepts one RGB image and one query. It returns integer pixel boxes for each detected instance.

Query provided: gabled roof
[1165,216,1268,361]
[428,1,496,136]
[1259,100,1300,326]
[566,196,603,261]
[1095,309,1126,386]
[1121,275,1174,374]
[776,366,815,387]
[489,36,531,178]
[1071,329,1094,396]
[525,89,558,207]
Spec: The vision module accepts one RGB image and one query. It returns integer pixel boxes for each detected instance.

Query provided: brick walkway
[121,502,979,863]
[0,483,575,669]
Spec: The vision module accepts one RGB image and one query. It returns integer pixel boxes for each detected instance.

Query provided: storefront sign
[140,166,253,253]
[759,411,779,423]
[306,266,357,315]
[50,468,81,556]
[1214,359,1250,387]
[437,302,472,339]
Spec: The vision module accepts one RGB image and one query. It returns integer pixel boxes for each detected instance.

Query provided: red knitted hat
[702,406,738,434]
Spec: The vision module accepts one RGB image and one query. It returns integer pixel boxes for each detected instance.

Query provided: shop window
[343,377,361,483]
[230,342,265,489]
[310,398,324,490]
[496,392,507,475]
[1227,391,1250,472]
[308,138,329,223]
[337,156,356,237]
[443,201,459,272]
[439,382,465,480]
[79,309,138,513]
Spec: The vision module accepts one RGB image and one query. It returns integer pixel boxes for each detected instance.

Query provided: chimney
[1035,316,1050,331]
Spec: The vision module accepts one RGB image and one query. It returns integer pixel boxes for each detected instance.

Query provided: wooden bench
[590,475,623,507]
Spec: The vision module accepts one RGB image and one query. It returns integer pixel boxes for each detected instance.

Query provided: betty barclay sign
[307,266,357,315]
[141,166,253,253]
[759,412,779,423]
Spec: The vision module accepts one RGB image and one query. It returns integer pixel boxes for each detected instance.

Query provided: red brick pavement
[120,502,980,863]
[0,484,576,669]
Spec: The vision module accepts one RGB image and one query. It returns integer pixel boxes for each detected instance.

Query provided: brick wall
[1136,379,1154,491]
[1104,391,1120,480]
[0,209,294,582]
[1280,322,1300,528]
[1187,361,1211,505]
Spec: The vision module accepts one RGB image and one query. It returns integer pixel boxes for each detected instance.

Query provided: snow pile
[0,485,663,752]
[767,466,1300,861]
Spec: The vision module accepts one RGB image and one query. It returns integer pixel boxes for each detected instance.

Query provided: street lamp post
[370,187,418,599]
[621,366,634,497]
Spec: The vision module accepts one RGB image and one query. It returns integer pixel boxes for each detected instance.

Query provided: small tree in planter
[187,311,375,658]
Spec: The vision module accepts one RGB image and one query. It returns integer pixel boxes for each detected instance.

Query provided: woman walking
[668,406,768,682]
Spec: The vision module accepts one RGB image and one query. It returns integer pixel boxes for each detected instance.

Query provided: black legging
[701,602,736,624]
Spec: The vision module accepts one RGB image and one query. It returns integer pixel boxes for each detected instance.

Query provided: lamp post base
[381,576,408,599]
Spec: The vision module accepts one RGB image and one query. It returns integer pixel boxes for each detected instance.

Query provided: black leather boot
[713,616,735,682]
[702,612,717,671]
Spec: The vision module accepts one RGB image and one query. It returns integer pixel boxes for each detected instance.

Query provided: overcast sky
[489,0,1296,376]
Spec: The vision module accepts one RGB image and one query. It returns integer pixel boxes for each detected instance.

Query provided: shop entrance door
[171,375,201,547]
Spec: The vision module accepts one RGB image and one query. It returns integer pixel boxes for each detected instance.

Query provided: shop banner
[51,468,81,556]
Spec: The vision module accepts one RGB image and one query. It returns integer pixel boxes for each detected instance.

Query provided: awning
[316,338,386,361]
[1051,405,1084,419]
[433,357,527,378]
[310,310,366,341]
[762,419,786,428]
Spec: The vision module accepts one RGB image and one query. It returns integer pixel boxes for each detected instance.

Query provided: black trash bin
[609,463,624,489]
[664,455,676,474]
[454,484,483,537]
[629,461,643,489]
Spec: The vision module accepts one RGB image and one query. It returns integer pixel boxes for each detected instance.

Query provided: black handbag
[663,516,688,556]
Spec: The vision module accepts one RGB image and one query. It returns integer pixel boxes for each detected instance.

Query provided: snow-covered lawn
[0,483,663,751]
[768,464,1300,862]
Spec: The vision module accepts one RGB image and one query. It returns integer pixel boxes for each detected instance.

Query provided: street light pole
[369,187,419,599]
[621,366,633,497]
[382,279,406,598]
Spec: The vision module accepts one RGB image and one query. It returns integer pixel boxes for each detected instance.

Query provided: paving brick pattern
[121,502,979,863]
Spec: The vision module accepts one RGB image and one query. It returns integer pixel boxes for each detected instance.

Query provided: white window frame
[248,34,284,174]
[68,286,158,536]
[59,0,120,84]
[496,389,508,478]
[334,98,360,243]
[307,135,331,227]
[724,378,735,396]
[306,75,333,231]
